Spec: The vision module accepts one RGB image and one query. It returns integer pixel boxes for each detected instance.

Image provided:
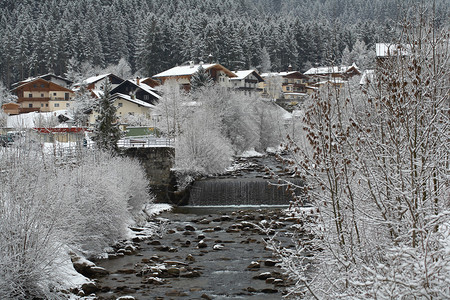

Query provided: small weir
[189,178,302,206]
[185,154,303,206]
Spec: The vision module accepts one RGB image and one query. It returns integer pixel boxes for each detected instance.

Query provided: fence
[117,136,175,148]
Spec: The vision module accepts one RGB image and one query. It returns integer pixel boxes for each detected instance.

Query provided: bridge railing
[117,136,175,148]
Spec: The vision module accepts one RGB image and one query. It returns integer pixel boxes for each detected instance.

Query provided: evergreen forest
[0,0,448,86]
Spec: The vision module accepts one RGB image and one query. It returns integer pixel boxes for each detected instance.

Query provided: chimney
[287,64,293,72]
[208,53,213,63]
[189,61,194,68]
[136,76,140,85]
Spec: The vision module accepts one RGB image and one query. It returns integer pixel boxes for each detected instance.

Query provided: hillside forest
[1,0,448,87]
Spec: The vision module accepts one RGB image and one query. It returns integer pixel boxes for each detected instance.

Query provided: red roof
[34,127,88,133]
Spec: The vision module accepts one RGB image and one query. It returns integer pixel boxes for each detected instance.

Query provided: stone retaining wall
[122,147,174,202]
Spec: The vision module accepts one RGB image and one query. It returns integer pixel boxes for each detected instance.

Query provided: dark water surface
[94,206,301,300]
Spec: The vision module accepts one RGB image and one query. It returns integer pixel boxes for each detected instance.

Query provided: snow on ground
[7,110,71,128]
[266,146,285,154]
[53,249,91,297]
[144,203,172,217]
[239,148,264,158]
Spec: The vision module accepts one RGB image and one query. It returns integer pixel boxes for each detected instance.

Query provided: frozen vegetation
[270,11,450,299]
[154,83,287,178]
[0,139,154,299]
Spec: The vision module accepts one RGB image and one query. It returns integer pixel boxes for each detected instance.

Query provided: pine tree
[92,80,122,153]
[190,65,213,92]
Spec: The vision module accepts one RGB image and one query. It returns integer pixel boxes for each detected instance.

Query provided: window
[66,103,70,107]
[54,103,60,107]
[28,103,33,108]
[128,112,134,116]
[29,94,33,98]
[45,104,48,107]
[33,84,37,88]
[65,93,69,100]
[41,93,44,97]
[286,86,291,91]
[41,84,45,88]
[118,103,123,107]
[41,103,44,107]
[53,93,57,96]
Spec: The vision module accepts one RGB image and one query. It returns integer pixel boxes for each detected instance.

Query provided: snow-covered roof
[284,92,307,96]
[11,77,74,92]
[376,43,410,57]
[316,79,348,85]
[111,93,155,108]
[292,110,304,118]
[129,80,161,99]
[231,70,253,80]
[260,71,301,78]
[231,70,264,82]
[153,64,216,77]
[153,63,236,78]
[304,64,359,75]
[12,73,72,87]
[360,69,375,85]
[83,73,111,85]
[91,90,104,99]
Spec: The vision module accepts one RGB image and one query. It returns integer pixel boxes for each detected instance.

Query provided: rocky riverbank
[86,207,314,299]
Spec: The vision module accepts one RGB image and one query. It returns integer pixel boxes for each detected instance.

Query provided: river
[93,206,305,300]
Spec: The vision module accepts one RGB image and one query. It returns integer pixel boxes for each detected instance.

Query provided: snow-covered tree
[154,79,189,137]
[275,8,450,298]
[264,74,283,100]
[175,109,233,175]
[341,39,374,70]
[92,80,122,153]
[0,133,153,298]
[190,65,213,92]
[260,47,271,73]
[103,57,132,80]
[0,110,6,127]
[69,86,93,127]
[64,56,84,84]
[0,81,17,106]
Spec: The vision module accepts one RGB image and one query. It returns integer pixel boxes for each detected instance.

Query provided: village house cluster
[1,60,362,123]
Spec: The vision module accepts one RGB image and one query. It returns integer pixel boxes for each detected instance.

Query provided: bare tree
[277,7,450,298]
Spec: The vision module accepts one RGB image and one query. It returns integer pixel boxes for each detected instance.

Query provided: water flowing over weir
[189,177,303,206]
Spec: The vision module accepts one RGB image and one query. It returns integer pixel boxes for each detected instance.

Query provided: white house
[230,70,264,92]
[153,62,237,91]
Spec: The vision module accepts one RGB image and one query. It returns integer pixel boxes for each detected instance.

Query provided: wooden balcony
[17,97,51,102]
[244,79,258,84]
[19,107,41,113]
